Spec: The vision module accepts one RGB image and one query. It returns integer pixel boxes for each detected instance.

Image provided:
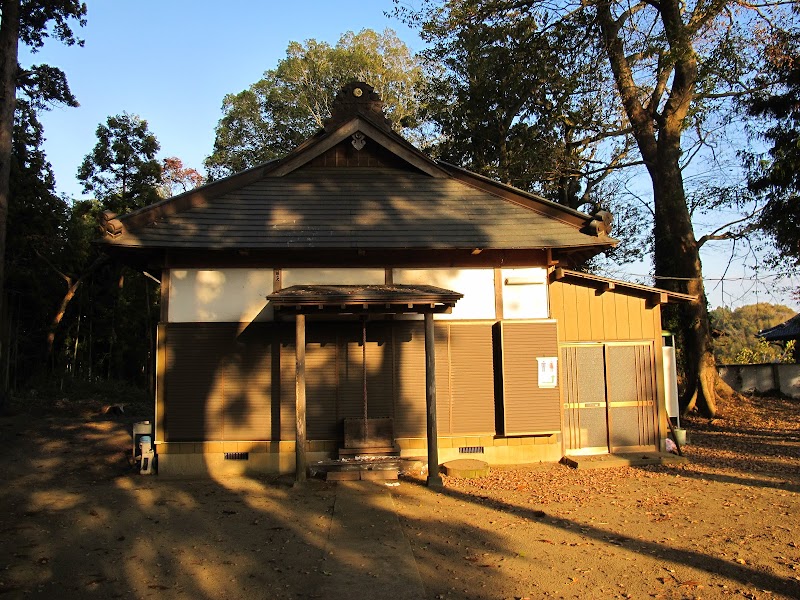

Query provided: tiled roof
[759,313,800,341]
[105,167,606,251]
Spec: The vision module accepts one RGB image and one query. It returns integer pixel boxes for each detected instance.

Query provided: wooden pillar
[295,314,307,483]
[424,311,443,487]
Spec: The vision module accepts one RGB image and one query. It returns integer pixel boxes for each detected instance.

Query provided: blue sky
[17,1,799,310]
[20,0,422,200]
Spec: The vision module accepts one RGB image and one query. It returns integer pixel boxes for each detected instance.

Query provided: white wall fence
[718,363,800,399]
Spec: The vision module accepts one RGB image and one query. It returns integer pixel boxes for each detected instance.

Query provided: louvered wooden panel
[223,337,271,441]
[450,324,495,435]
[501,321,561,435]
[305,324,339,440]
[164,323,233,441]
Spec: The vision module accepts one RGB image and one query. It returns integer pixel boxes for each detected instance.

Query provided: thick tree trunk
[650,153,723,416]
[595,0,738,417]
[0,0,20,411]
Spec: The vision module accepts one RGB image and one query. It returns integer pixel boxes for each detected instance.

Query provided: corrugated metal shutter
[223,336,271,441]
[305,325,339,440]
[392,322,427,437]
[450,324,495,435]
[164,323,233,441]
[279,333,297,441]
[500,321,561,435]
[365,322,395,421]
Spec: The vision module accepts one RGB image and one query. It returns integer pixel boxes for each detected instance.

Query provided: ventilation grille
[224,452,249,461]
[459,446,485,454]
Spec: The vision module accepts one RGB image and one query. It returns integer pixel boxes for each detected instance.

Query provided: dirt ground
[1,391,798,600]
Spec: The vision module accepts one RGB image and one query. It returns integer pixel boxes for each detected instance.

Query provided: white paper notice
[537,357,558,388]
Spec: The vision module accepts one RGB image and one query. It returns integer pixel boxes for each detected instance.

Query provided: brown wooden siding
[498,321,561,435]
[307,138,414,170]
[160,320,495,443]
[549,280,660,342]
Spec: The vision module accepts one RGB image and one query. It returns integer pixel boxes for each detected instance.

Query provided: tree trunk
[596,0,737,417]
[650,148,735,416]
[46,256,109,360]
[0,0,20,411]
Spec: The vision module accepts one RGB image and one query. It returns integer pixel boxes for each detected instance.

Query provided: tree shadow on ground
[397,476,800,599]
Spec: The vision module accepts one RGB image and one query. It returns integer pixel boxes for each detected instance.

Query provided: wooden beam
[647,292,668,308]
[295,314,307,484]
[424,312,443,488]
[155,323,167,443]
[159,269,170,322]
[494,268,504,320]
[595,281,615,295]
[554,267,566,280]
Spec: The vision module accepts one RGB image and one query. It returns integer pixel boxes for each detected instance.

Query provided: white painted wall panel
[393,268,496,320]
[281,268,385,287]
[169,269,275,323]
[501,268,549,319]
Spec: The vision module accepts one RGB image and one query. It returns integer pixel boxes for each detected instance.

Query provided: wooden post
[424,312,442,487]
[295,314,307,484]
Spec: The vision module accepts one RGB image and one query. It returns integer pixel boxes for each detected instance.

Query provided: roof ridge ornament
[324,81,393,133]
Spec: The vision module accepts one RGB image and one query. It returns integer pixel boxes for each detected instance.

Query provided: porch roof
[267,284,463,315]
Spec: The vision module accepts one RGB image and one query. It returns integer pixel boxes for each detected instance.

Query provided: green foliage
[411,1,617,202]
[77,113,162,214]
[15,0,87,51]
[710,303,797,364]
[734,339,796,365]
[744,30,800,269]
[205,29,427,179]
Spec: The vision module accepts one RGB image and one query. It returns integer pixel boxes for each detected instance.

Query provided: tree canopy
[744,30,800,271]
[205,28,428,179]
[710,303,797,365]
[399,0,797,415]
[77,113,162,214]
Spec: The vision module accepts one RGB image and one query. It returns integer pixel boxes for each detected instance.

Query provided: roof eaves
[438,161,617,248]
[552,268,698,304]
[99,159,280,241]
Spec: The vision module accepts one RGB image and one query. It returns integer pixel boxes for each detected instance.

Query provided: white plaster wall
[392,268,496,320]
[281,268,385,287]
[501,268,549,319]
[169,269,276,323]
[719,364,800,399]
[168,267,549,323]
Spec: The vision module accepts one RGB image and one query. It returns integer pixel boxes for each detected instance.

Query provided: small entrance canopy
[268,284,462,315]
[267,284,463,487]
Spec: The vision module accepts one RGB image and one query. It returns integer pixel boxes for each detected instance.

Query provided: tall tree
[401,0,793,416]
[413,5,632,207]
[77,113,161,214]
[0,0,86,403]
[744,30,800,272]
[205,28,428,179]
